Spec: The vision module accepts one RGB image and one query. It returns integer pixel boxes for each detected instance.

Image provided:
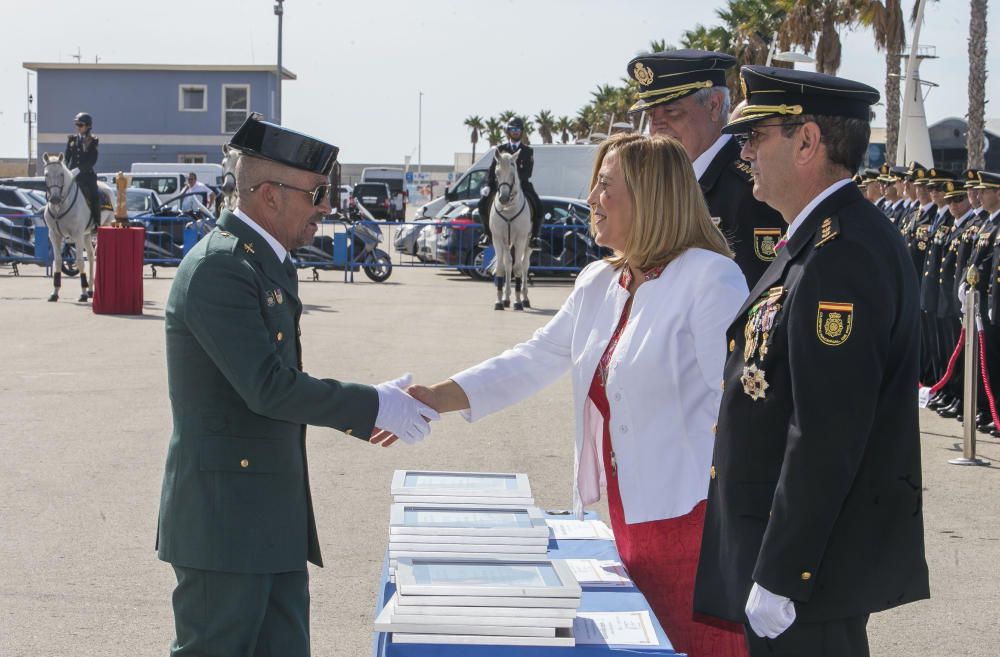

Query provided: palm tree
[518,115,535,144]
[573,105,601,142]
[855,1,905,164]
[778,0,860,75]
[681,24,732,53]
[719,0,787,68]
[484,118,504,148]
[463,115,485,163]
[555,116,573,144]
[534,110,557,144]
[966,0,988,168]
[648,38,670,53]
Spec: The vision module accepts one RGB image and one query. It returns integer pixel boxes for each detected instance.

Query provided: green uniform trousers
[171,566,309,657]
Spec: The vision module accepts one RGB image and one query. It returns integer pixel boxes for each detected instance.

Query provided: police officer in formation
[693,65,928,657]
[64,111,104,228]
[624,49,785,286]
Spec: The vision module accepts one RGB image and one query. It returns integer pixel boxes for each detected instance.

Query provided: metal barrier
[0,213,52,274]
[952,289,991,466]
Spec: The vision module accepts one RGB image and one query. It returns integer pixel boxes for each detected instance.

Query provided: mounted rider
[64,112,103,229]
[477,117,544,247]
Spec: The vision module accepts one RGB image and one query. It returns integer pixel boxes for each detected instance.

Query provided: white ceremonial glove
[959,283,968,315]
[745,581,796,639]
[374,373,440,445]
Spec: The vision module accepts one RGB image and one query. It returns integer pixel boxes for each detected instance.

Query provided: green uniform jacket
[156,211,378,574]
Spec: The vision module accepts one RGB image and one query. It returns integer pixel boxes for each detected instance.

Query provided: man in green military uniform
[157,116,438,656]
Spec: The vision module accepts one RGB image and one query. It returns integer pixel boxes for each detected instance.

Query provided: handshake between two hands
[368,373,445,447]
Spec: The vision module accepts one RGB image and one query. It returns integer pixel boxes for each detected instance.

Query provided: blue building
[24,62,295,173]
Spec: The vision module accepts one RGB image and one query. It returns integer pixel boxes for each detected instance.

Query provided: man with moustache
[156,115,438,656]
[693,66,929,656]
[626,49,785,286]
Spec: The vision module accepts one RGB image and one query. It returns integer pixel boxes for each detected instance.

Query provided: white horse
[220,144,239,212]
[41,153,113,302]
[489,150,532,311]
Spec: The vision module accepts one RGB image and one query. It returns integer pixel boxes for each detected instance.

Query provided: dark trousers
[171,565,310,657]
[77,170,102,227]
[744,615,869,657]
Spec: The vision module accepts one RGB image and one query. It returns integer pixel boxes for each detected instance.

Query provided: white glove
[745,581,796,639]
[374,373,440,445]
[959,283,968,314]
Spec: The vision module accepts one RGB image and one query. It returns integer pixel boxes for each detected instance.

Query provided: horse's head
[494,150,521,205]
[220,145,239,200]
[41,152,73,205]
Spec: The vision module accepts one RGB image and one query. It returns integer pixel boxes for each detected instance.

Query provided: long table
[372,521,684,656]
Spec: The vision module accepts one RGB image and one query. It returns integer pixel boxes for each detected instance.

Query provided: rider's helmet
[506,117,524,134]
[74,112,93,128]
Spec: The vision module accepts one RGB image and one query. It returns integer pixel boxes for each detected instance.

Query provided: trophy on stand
[113,172,130,228]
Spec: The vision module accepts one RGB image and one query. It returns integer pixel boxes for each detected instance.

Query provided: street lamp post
[418,91,423,175]
[274,0,284,124]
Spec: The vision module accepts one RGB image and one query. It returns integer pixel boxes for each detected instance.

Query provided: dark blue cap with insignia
[975,171,1000,189]
[942,179,968,199]
[962,168,981,189]
[228,114,339,176]
[723,66,880,134]
[925,168,957,186]
[626,49,735,114]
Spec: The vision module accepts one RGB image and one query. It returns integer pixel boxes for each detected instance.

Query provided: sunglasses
[947,196,967,203]
[248,180,331,206]
[75,122,86,127]
[735,122,806,149]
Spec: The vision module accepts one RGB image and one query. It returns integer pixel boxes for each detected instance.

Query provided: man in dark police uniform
[625,49,785,286]
[157,115,438,656]
[694,66,929,656]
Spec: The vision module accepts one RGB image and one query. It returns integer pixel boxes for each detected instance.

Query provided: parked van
[416,144,598,219]
[360,167,406,220]
[101,172,188,204]
[130,162,225,186]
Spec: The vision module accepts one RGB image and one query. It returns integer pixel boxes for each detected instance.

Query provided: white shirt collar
[233,207,288,263]
[784,178,853,241]
[692,134,732,181]
[892,198,906,209]
[954,208,975,227]
[921,201,935,212]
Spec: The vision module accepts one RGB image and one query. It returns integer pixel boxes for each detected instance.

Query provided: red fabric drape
[93,226,144,315]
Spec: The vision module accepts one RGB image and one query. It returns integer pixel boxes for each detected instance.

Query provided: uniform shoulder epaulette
[206,229,240,254]
[732,158,754,181]
[66,134,75,141]
[815,216,840,248]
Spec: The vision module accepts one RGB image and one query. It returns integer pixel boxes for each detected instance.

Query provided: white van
[360,167,407,220]
[130,162,225,187]
[100,172,188,204]
[416,144,598,219]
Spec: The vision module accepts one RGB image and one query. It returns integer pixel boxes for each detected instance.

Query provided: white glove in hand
[374,373,440,445]
[958,283,968,314]
[745,581,796,639]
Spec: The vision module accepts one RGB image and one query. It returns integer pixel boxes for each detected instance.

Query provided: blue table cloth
[372,527,684,656]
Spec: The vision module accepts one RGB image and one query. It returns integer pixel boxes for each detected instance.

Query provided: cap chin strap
[741,104,804,116]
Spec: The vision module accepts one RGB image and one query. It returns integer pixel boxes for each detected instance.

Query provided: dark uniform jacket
[694,183,929,624]
[699,137,786,288]
[904,204,937,278]
[919,209,954,313]
[157,211,379,574]
[967,213,1000,324]
[64,134,99,173]
[938,212,982,318]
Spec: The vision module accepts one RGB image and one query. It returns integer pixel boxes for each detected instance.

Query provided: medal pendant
[741,364,769,401]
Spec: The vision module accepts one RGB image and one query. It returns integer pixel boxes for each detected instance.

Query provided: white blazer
[452,249,748,524]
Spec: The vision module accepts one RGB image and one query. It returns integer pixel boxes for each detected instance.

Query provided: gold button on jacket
[240,458,250,468]
[801,571,812,581]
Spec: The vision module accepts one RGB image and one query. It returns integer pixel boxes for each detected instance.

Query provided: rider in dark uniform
[477,117,544,247]
[64,112,102,228]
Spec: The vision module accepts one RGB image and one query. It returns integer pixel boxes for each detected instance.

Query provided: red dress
[588,265,746,657]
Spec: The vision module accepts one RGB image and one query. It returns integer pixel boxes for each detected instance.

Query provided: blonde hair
[588,133,732,270]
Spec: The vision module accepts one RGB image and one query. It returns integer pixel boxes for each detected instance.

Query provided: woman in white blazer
[409,134,750,657]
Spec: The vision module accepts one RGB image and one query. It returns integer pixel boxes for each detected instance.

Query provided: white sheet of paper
[573,611,659,646]
[546,519,614,540]
[564,559,632,587]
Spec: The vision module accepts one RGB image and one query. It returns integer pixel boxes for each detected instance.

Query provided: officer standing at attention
[477,117,544,247]
[693,66,929,656]
[156,115,438,656]
[625,50,786,287]
[64,112,103,228]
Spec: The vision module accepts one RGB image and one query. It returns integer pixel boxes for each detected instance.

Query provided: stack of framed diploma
[391,470,535,506]
[376,558,582,646]
[387,503,552,576]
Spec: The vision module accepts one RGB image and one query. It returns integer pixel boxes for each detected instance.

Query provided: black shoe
[939,400,962,418]
[928,393,949,410]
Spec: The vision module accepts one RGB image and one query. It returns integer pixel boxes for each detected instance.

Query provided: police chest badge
[754,228,782,261]
[817,302,853,346]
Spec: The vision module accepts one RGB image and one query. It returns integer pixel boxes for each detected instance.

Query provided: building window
[178,154,207,164]
[222,84,250,133]
[179,84,207,112]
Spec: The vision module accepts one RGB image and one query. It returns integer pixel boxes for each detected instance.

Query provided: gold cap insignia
[739,74,748,100]
[817,302,854,346]
[633,62,655,87]
[946,181,955,192]
[969,170,977,179]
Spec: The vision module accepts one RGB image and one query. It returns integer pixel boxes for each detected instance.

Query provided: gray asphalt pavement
[1,255,998,656]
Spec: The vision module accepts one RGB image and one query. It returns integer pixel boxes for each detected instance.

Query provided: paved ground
[1,248,998,656]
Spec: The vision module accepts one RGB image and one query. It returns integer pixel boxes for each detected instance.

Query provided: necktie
[774,236,789,253]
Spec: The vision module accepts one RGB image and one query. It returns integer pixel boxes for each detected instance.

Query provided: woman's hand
[407,380,471,414]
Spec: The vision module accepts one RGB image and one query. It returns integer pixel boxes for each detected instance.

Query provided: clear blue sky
[2,0,997,165]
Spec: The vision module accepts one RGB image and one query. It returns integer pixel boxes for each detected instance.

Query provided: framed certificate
[389,542,548,554]
[389,504,549,538]
[394,558,581,599]
[391,629,575,647]
[388,533,548,546]
[391,470,532,499]
[392,495,535,506]
[374,601,558,636]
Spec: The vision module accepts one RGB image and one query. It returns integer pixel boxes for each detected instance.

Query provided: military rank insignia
[754,228,782,261]
[273,289,284,305]
[817,302,854,346]
[741,285,784,400]
[243,242,255,255]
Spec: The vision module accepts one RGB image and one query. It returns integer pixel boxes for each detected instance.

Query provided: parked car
[338,185,354,211]
[0,185,43,213]
[352,182,393,220]
[418,203,476,263]
[394,200,470,260]
[360,167,407,220]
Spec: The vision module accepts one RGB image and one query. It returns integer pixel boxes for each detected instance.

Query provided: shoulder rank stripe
[815,216,840,248]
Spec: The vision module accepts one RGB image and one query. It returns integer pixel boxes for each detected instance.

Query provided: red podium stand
[93,226,145,315]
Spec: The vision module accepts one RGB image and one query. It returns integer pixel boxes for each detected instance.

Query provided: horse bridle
[43,162,80,221]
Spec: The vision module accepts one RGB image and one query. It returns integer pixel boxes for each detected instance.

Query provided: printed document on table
[564,559,632,587]
[546,519,614,540]
[574,611,659,646]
